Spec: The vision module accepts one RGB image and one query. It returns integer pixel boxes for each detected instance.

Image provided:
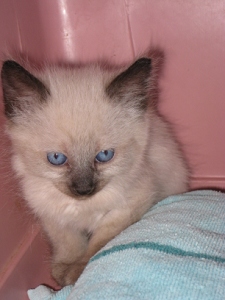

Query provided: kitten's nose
[75,187,94,196]
[69,182,95,196]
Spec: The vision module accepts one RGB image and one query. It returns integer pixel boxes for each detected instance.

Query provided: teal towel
[28,190,225,300]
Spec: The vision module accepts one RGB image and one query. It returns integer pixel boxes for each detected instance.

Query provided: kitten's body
[1,53,189,286]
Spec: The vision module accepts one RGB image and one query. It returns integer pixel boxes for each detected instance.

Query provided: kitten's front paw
[52,261,87,286]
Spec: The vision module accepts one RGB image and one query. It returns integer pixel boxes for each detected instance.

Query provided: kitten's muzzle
[69,181,96,197]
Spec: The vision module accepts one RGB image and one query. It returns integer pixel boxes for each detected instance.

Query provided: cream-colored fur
[1,54,189,286]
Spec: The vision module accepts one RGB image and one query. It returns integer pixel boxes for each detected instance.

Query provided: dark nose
[69,182,95,196]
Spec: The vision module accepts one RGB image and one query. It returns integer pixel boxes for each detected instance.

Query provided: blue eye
[47,152,67,166]
[95,149,114,163]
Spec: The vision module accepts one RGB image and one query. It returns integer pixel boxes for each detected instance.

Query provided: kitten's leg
[85,209,136,258]
[42,221,89,286]
[49,190,156,285]
[42,211,136,286]
[55,209,136,285]
[84,189,158,259]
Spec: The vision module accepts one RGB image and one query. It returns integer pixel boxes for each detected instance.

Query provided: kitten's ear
[106,58,152,111]
[1,60,49,119]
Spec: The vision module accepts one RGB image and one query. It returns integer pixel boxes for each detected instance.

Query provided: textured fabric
[28,285,72,300]
[28,190,225,300]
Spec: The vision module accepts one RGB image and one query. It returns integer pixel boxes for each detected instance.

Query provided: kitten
[1,52,189,286]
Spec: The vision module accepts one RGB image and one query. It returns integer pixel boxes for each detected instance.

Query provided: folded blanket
[28,190,225,300]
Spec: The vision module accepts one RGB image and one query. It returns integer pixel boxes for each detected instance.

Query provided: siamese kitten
[1,52,189,286]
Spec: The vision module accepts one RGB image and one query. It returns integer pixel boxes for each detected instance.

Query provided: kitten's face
[1,59,153,199]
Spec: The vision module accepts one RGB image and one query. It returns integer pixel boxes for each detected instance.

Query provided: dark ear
[1,60,49,119]
[106,58,152,111]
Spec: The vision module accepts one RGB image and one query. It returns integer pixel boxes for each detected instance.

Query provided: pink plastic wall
[0,1,224,299]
